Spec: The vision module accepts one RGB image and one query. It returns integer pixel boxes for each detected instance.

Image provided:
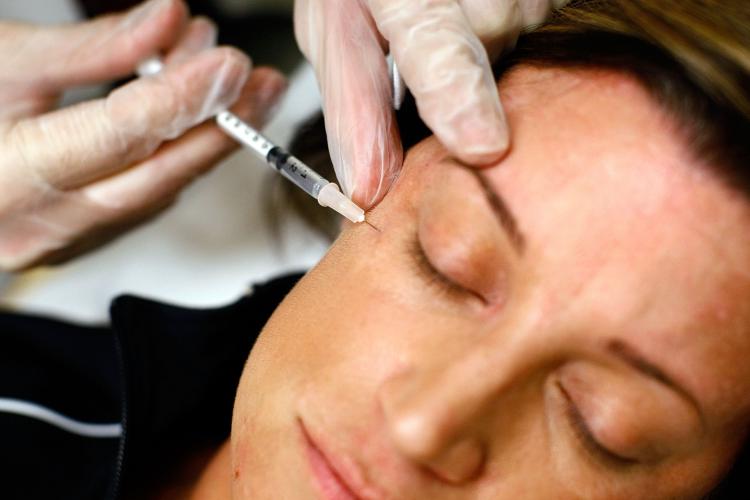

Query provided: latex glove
[0,0,286,270]
[295,0,569,207]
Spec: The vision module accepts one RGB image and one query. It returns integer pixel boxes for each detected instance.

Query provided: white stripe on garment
[0,398,122,438]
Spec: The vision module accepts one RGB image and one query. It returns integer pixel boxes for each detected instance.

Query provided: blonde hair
[548,1,750,113]
[506,0,750,184]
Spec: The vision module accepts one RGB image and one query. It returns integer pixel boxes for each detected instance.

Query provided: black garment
[0,273,302,500]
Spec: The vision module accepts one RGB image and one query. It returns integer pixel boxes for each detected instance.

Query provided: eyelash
[556,380,638,468]
[411,240,473,302]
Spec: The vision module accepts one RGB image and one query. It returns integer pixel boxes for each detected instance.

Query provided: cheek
[230,331,316,498]
[252,210,494,391]
[293,232,458,368]
[243,230,417,390]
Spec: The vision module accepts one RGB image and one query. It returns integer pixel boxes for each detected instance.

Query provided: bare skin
[197,66,750,499]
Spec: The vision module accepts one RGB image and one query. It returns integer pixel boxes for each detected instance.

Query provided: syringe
[215,111,364,223]
[136,57,365,223]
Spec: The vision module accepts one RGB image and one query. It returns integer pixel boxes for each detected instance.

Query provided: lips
[299,419,368,500]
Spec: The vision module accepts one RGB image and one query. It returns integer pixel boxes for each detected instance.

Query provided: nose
[378,334,536,484]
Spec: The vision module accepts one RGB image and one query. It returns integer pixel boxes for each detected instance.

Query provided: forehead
[489,66,750,421]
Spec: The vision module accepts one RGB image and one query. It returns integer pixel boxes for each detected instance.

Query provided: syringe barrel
[267,147,328,198]
[216,110,332,201]
[216,111,275,157]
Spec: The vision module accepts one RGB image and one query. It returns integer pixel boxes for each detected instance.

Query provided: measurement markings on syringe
[213,110,365,222]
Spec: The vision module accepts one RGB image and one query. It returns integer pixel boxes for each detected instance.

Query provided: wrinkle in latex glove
[295,0,569,208]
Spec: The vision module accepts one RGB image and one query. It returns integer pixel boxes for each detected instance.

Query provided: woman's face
[231,67,750,499]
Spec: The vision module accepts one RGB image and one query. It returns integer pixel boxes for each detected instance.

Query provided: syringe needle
[364,219,381,232]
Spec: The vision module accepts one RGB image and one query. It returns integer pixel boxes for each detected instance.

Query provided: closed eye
[410,239,486,305]
[556,380,639,468]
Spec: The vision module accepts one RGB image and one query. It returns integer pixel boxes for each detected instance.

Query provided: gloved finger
[6,0,188,90]
[459,0,571,56]
[532,0,572,23]
[8,46,250,192]
[295,0,402,208]
[1,67,284,270]
[79,67,286,218]
[458,0,522,57]
[163,16,217,67]
[370,0,509,166]
[135,18,216,75]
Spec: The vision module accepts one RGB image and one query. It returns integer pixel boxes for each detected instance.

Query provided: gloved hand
[295,0,569,207]
[0,0,286,270]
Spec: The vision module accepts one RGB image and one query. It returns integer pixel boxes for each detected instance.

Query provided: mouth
[298,418,368,500]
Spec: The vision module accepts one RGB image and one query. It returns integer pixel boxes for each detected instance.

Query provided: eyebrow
[466,169,526,254]
[607,339,704,421]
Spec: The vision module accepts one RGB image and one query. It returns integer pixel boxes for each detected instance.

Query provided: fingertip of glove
[254,67,288,109]
[250,66,288,93]
[458,136,510,166]
[204,46,253,106]
[126,0,189,39]
[188,16,219,50]
[452,112,511,166]
[214,46,253,78]
[235,67,288,126]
